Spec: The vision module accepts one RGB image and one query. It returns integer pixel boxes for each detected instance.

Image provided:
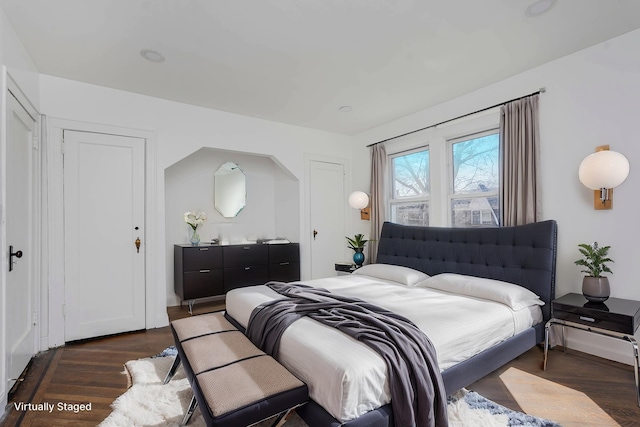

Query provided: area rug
[98,349,562,427]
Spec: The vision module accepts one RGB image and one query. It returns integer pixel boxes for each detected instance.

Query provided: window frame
[447,128,500,227]
[388,145,430,226]
[384,107,501,227]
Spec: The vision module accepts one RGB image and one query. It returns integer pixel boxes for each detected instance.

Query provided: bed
[224,220,558,427]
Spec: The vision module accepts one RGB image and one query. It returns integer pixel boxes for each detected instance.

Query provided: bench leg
[163,355,182,384]
[181,394,198,426]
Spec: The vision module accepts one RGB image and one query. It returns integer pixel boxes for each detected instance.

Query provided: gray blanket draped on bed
[245,282,449,427]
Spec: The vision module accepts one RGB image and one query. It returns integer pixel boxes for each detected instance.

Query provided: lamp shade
[578,150,630,190]
[348,191,369,210]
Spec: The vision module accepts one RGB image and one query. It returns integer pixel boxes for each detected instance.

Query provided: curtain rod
[366,87,546,148]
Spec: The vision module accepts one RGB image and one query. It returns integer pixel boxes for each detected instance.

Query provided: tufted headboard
[376,220,558,321]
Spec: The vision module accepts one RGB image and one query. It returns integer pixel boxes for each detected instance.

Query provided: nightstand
[543,292,640,406]
[335,262,357,274]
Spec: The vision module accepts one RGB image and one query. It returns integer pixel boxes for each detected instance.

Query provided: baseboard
[40,335,49,352]
[1,390,7,420]
[155,312,170,328]
[565,328,636,366]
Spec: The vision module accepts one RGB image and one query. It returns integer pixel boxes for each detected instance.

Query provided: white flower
[184,211,207,230]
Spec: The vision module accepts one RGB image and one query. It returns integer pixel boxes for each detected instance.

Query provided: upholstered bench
[165,312,308,427]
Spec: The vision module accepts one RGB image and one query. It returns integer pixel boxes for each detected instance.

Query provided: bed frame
[293,220,558,427]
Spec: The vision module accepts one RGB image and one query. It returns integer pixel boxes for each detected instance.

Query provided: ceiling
[2,0,640,135]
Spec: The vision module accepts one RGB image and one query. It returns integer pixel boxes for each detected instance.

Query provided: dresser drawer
[223,265,269,291]
[182,246,223,271]
[180,269,224,300]
[268,243,300,264]
[269,262,300,282]
[223,245,269,268]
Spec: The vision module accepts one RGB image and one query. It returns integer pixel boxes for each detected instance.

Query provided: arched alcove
[164,147,300,305]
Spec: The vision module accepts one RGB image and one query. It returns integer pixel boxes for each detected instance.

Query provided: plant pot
[582,276,610,302]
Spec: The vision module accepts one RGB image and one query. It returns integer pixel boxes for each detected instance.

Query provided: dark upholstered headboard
[376,220,558,321]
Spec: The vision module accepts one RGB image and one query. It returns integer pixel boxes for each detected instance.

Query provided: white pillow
[351,264,430,287]
[422,273,544,310]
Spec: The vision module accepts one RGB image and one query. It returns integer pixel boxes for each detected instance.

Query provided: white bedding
[225,273,542,422]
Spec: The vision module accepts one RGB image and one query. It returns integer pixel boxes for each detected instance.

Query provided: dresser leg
[188,299,195,315]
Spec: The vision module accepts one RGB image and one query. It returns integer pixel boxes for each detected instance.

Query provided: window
[389,148,429,226]
[449,130,500,227]
[385,109,500,228]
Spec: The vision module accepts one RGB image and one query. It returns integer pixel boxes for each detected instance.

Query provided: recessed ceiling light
[525,0,557,17]
[140,49,165,63]
[339,106,353,113]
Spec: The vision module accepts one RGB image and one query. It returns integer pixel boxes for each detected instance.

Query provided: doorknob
[135,237,141,253]
[9,245,23,272]
[313,229,318,240]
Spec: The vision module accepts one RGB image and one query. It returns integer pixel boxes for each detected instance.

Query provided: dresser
[174,243,300,312]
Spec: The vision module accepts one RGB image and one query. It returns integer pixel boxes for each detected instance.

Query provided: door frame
[303,154,351,280]
[46,118,159,347]
[1,69,41,409]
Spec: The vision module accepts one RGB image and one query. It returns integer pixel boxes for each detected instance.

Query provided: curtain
[500,95,540,226]
[368,143,387,263]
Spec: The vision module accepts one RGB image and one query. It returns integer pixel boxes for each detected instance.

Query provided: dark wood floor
[2,301,639,426]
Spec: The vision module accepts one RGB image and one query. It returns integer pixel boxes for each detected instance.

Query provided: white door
[6,92,37,389]
[63,130,145,341]
[309,160,346,279]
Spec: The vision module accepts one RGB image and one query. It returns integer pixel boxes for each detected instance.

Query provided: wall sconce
[348,191,370,220]
[578,145,629,210]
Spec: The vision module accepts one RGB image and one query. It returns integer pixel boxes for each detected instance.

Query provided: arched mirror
[214,161,246,218]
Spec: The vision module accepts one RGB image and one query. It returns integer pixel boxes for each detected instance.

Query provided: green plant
[574,242,613,278]
[346,234,368,251]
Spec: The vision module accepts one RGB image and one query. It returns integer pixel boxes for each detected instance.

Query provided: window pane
[452,133,499,194]
[391,202,429,226]
[451,196,499,227]
[392,150,429,199]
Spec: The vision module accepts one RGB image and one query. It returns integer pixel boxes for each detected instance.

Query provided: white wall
[0,5,40,418]
[165,148,299,305]
[353,28,640,365]
[39,74,351,329]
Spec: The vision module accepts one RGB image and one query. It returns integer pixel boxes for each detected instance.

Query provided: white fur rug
[98,355,561,427]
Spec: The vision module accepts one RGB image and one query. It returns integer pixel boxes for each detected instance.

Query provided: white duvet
[225,273,542,422]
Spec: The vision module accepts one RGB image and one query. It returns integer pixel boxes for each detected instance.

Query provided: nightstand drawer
[552,294,640,335]
[552,309,635,334]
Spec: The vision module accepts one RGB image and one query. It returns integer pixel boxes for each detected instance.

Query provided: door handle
[9,245,23,272]
[313,229,318,240]
[135,237,141,253]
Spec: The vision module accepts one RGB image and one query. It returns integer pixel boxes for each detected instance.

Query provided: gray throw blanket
[246,282,449,427]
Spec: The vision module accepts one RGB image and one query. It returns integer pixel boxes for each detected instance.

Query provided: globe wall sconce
[348,191,370,220]
[578,145,629,210]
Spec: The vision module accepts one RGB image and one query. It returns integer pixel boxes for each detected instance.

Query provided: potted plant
[574,242,614,302]
[346,234,369,267]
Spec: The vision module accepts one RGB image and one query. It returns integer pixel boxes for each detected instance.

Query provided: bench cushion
[182,331,264,375]
[172,312,236,342]
[170,311,308,427]
[197,355,307,417]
